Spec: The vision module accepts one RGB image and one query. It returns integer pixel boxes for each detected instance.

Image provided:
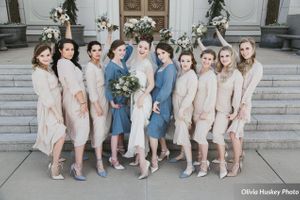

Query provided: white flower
[107,22,111,28]
[224,22,229,29]
[47,33,52,38]
[115,84,121,89]
[122,86,128,91]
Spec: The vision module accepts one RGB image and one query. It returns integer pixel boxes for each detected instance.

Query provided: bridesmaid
[172,51,198,178]
[31,44,66,180]
[216,32,263,176]
[52,39,90,181]
[105,40,133,170]
[123,34,155,179]
[147,42,177,173]
[85,40,112,177]
[212,46,243,179]
[193,49,217,177]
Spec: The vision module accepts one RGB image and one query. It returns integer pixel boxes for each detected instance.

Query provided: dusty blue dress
[105,45,133,135]
[147,61,177,139]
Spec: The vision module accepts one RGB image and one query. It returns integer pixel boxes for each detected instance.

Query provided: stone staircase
[1,64,300,151]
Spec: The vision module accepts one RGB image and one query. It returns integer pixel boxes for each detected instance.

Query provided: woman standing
[85,40,112,177]
[147,43,177,173]
[193,49,217,177]
[172,51,198,178]
[105,40,133,170]
[52,39,89,181]
[212,46,243,179]
[216,31,263,176]
[123,35,155,179]
[32,44,66,180]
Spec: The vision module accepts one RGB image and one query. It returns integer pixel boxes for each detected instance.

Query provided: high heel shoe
[109,157,125,170]
[193,151,202,166]
[169,153,185,163]
[117,146,126,156]
[158,150,170,162]
[96,158,107,178]
[227,162,242,177]
[48,163,64,180]
[70,163,86,181]
[197,160,210,177]
[150,156,159,174]
[219,162,228,179]
[212,151,228,164]
[138,160,150,180]
[179,166,195,178]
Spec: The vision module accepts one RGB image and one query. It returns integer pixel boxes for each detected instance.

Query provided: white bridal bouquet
[96,13,119,32]
[49,6,70,25]
[123,18,139,39]
[211,15,229,35]
[135,16,156,36]
[40,27,61,43]
[171,32,193,53]
[159,28,173,42]
[191,23,207,47]
[109,75,140,98]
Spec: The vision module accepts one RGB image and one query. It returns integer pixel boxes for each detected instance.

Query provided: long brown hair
[238,37,256,76]
[178,50,197,72]
[107,40,126,59]
[216,46,237,82]
[32,43,52,70]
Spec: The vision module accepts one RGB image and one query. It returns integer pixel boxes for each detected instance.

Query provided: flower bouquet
[40,27,61,43]
[211,15,229,35]
[109,74,140,98]
[191,23,207,48]
[135,16,156,36]
[124,18,139,40]
[96,13,119,32]
[159,28,173,43]
[171,32,193,53]
[50,6,70,25]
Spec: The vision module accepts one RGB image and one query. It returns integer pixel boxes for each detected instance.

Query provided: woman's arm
[65,21,72,39]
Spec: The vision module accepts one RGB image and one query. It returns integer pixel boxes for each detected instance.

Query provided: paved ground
[0,150,299,200]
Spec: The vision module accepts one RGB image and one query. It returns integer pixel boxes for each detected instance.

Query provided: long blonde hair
[238,37,256,76]
[216,46,237,82]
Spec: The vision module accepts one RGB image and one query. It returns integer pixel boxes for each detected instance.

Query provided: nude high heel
[138,160,150,180]
[158,149,170,162]
[219,162,228,179]
[197,160,210,177]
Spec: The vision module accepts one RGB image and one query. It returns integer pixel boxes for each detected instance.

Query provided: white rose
[115,84,121,89]
[107,22,111,28]
[122,86,128,91]
[224,22,229,29]
[47,33,52,38]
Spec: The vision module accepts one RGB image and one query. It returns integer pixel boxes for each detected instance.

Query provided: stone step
[1,99,299,117]
[0,101,37,116]
[0,116,36,133]
[1,130,300,151]
[252,100,300,114]
[253,87,300,100]
[1,114,300,134]
[0,87,37,101]
[260,75,300,87]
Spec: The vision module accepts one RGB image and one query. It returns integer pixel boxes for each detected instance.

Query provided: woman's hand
[152,101,160,114]
[199,112,208,120]
[110,101,121,109]
[54,112,64,124]
[228,112,237,121]
[237,104,247,120]
[79,103,88,118]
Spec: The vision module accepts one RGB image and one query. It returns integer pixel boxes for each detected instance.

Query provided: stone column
[0,0,8,23]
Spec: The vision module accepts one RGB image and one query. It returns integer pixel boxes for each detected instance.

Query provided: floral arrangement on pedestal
[171,32,193,53]
[191,23,207,47]
[109,75,140,98]
[96,13,118,32]
[159,28,173,43]
[40,27,61,43]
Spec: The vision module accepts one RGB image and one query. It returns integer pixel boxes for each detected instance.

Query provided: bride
[124,34,155,179]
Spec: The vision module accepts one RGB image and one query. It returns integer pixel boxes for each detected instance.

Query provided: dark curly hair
[52,38,81,77]
[87,40,102,58]
[107,39,126,59]
[155,42,174,59]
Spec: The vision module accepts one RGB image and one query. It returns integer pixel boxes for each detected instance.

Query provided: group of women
[31,22,263,181]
